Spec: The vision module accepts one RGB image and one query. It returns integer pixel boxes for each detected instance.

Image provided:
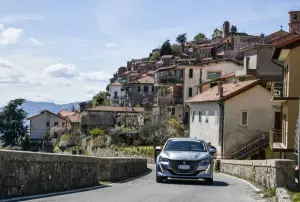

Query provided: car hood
[160,151,210,161]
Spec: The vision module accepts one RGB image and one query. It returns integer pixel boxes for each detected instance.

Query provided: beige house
[186,80,280,159]
[270,32,300,160]
[58,109,80,132]
[28,110,67,139]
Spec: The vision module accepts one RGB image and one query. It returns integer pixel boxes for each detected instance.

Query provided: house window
[189,87,193,97]
[207,72,221,79]
[46,122,50,127]
[171,108,175,116]
[189,69,193,78]
[62,122,65,127]
[294,14,298,20]
[199,111,202,122]
[152,86,154,92]
[144,86,149,92]
[205,111,209,123]
[54,122,58,127]
[138,86,141,92]
[192,111,195,121]
[241,111,248,126]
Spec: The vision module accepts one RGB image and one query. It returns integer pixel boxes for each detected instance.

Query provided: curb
[117,168,152,184]
[219,173,261,192]
[1,184,111,202]
[276,188,292,202]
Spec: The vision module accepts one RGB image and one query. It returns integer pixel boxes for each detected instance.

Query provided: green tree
[89,127,105,138]
[231,25,237,33]
[93,91,109,106]
[193,33,206,41]
[160,40,173,56]
[149,51,160,61]
[176,33,187,52]
[79,102,87,112]
[0,99,28,146]
[171,44,182,56]
[22,134,31,151]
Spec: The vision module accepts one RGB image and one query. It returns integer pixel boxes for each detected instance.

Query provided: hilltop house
[108,81,126,106]
[58,109,80,132]
[186,80,280,159]
[28,110,67,139]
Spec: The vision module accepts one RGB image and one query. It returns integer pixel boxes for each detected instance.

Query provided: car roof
[168,138,206,142]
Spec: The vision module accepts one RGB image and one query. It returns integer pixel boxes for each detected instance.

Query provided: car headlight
[200,158,210,164]
[159,156,169,162]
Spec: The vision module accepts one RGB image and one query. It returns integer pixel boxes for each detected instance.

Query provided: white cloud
[0,13,44,24]
[0,24,4,29]
[28,37,42,45]
[82,71,111,82]
[0,59,14,69]
[0,68,23,84]
[0,26,23,45]
[44,63,79,78]
[105,43,117,48]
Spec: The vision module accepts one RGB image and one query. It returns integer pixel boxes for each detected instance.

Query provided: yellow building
[270,33,300,160]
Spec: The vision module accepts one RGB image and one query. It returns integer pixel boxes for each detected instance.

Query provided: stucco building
[28,110,67,139]
[186,80,280,159]
[108,81,126,106]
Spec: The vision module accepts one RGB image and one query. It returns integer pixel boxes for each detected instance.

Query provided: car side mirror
[155,146,162,152]
[155,146,162,164]
[209,148,216,154]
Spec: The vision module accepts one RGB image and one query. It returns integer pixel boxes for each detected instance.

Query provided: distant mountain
[22,101,80,118]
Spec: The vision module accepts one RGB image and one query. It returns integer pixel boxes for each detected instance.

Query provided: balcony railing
[271,82,284,101]
[269,129,286,151]
[153,97,183,105]
[155,77,183,85]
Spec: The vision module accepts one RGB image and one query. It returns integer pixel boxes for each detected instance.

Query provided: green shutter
[189,88,193,97]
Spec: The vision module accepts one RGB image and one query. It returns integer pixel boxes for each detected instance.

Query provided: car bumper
[156,161,213,179]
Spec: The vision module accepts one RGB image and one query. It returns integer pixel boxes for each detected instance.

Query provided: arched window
[294,14,298,20]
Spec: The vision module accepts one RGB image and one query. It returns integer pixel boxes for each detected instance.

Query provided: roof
[137,75,154,84]
[59,109,75,117]
[110,81,122,86]
[154,65,178,72]
[27,110,66,120]
[220,72,235,79]
[272,32,300,59]
[66,115,80,123]
[186,80,261,103]
[86,106,145,113]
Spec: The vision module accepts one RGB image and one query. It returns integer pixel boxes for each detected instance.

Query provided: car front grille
[169,160,200,174]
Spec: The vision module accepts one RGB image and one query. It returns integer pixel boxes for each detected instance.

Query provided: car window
[164,140,207,152]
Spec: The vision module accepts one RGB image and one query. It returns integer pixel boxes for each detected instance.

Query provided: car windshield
[164,140,207,152]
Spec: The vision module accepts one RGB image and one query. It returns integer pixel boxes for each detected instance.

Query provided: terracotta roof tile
[154,65,178,72]
[59,109,75,117]
[87,106,144,113]
[27,110,66,120]
[186,80,260,103]
[110,81,122,86]
[66,114,80,123]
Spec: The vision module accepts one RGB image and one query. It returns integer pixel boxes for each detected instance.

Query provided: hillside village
[17,11,300,162]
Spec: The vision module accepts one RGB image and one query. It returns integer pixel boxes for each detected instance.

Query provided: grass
[263,188,276,198]
[99,181,112,185]
[288,190,300,202]
[115,146,155,157]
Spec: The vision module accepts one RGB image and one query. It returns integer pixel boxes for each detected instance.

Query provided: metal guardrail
[269,129,283,149]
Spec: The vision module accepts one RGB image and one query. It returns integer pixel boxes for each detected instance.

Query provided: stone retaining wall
[215,159,296,190]
[0,149,147,198]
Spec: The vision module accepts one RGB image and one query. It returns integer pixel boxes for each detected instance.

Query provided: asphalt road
[25,164,265,202]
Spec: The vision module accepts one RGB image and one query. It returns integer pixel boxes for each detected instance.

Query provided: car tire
[205,178,213,185]
[156,175,165,183]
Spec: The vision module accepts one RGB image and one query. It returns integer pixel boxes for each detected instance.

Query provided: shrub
[22,135,31,151]
[89,127,105,138]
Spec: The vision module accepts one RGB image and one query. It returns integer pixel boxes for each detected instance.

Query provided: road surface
[26,164,265,202]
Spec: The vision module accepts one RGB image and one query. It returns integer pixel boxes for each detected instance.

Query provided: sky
[0,0,300,106]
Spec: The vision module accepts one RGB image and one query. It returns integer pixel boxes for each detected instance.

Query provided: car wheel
[205,178,213,185]
[156,175,166,183]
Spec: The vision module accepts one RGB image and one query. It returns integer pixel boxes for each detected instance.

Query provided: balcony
[271,82,285,102]
[153,97,183,106]
[269,129,287,151]
[155,76,183,85]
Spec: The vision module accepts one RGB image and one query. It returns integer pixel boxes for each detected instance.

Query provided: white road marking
[219,173,261,192]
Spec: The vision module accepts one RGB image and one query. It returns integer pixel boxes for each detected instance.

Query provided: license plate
[178,165,191,170]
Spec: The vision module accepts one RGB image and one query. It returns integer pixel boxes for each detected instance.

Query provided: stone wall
[0,149,147,198]
[216,159,296,190]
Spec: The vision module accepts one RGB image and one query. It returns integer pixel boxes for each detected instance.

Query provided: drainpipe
[217,82,224,159]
